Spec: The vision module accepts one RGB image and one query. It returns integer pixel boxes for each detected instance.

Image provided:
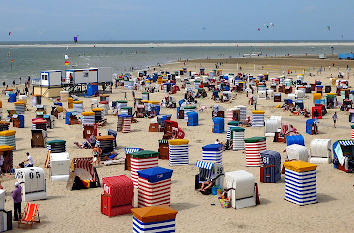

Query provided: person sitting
[220,188,233,202]
[215,139,224,145]
[224,139,232,150]
[23,152,34,167]
[215,139,225,150]
[199,179,215,193]
[286,124,298,136]
[243,116,252,127]
[74,141,91,149]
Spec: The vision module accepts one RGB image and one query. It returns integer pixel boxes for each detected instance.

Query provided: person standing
[12,182,22,221]
[92,146,102,166]
[0,153,4,176]
[253,96,257,110]
[332,112,338,128]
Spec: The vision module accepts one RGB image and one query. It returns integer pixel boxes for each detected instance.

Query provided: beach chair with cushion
[18,203,40,229]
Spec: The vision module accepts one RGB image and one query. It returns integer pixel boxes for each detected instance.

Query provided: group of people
[2,76,31,96]
[74,134,102,166]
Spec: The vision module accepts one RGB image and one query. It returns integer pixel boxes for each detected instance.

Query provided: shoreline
[1,42,354,48]
[186,55,354,68]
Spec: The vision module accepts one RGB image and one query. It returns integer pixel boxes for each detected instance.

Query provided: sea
[0,40,353,83]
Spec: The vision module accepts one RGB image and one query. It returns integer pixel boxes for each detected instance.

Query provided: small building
[40,70,62,86]
[64,67,112,85]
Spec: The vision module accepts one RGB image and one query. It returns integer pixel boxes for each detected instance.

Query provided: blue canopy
[339,140,354,146]
[196,160,214,170]
[202,144,223,151]
[137,167,173,183]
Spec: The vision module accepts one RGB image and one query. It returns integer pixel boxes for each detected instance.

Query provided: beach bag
[218,197,231,208]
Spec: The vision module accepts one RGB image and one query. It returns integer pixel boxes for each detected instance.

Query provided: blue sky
[0,0,353,41]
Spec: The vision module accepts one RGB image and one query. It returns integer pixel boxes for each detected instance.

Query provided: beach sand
[1,56,353,233]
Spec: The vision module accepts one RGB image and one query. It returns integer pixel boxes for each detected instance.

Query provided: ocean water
[0,40,353,83]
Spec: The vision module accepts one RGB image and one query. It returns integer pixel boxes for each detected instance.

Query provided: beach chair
[18,203,40,229]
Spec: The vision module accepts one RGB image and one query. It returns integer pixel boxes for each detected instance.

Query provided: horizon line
[0,39,354,43]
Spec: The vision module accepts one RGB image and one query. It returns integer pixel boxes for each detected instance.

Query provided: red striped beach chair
[18,203,40,229]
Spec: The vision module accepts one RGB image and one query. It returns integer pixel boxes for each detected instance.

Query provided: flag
[10,59,14,63]
[65,60,69,66]
[65,54,69,60]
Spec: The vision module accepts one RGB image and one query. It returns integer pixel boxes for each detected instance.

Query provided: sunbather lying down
[74,141,91,149]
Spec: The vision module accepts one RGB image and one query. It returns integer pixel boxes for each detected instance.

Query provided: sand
[1,57,353,233]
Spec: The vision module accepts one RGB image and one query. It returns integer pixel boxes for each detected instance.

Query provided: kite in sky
[257,23,274,31]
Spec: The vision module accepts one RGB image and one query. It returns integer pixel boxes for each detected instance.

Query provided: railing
[31,78,40,85]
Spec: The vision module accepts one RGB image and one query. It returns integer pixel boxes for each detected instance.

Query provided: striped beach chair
[18,203,40,229]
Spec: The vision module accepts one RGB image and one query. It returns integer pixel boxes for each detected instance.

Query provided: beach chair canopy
[338,140,354,146]
[196,160,216,181]
[124,147,142,154]
[196,160,214,170]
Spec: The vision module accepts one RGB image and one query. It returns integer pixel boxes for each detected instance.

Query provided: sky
[0,0,353,41]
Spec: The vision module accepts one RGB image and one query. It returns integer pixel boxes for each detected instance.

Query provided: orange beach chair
[18,203,40,229]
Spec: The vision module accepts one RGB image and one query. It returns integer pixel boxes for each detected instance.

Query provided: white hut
[309,139,332,163]
[265,118,279,137]
[50,152,70,181]
[225,170,258,209]
[15,167,46,201]
[286,144,309,162]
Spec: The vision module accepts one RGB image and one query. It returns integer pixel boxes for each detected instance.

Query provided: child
[92,146,102,166]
